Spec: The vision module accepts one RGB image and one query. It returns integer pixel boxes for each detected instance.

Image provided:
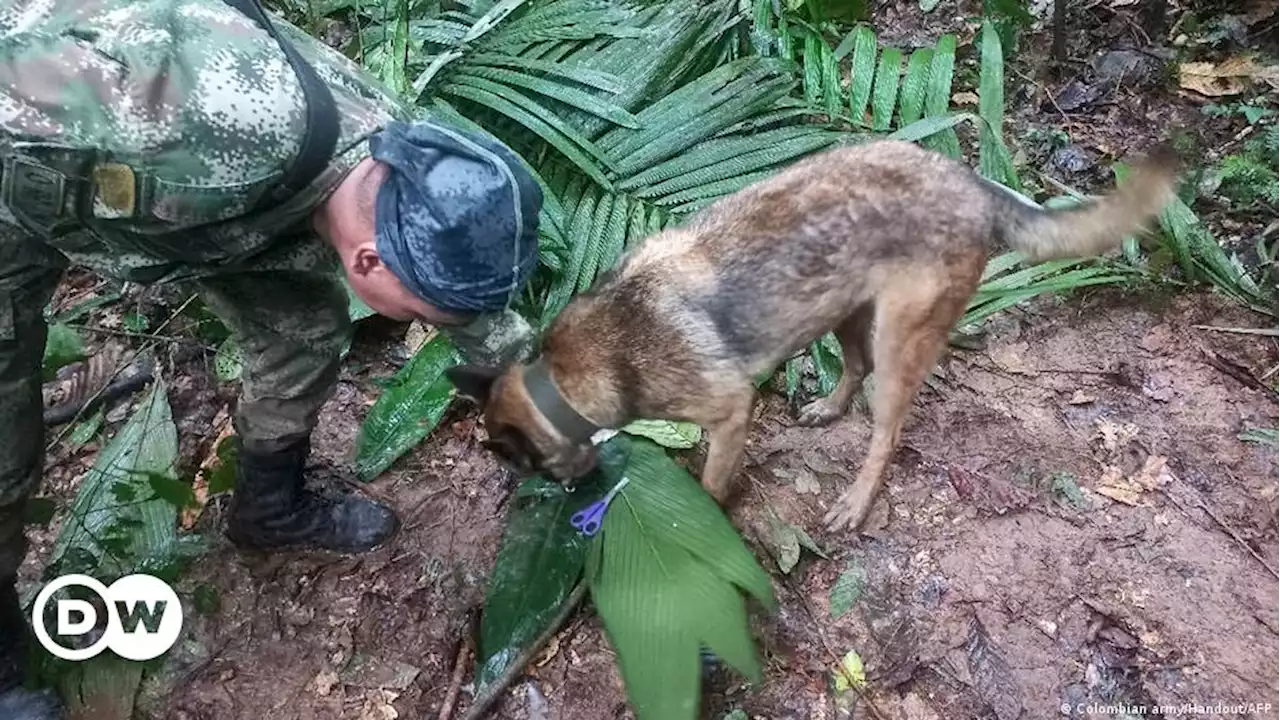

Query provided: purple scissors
[570,476,631,536]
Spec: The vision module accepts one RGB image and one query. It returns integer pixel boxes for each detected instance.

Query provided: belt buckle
[2,155,68,236]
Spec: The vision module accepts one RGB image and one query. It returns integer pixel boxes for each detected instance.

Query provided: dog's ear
[446,365,503,406]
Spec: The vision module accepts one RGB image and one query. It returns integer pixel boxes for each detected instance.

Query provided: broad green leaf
[577,193,617,292]
[620,126,837,190]
[606,436,775,608]
[870,47,902,132]
[898,47,934,126]
[353,334,460,481]
[590,436,772,720]
[847,25,877,125]
[456,65,641,128]
[636,132,841,199]
[810,337,842,396]
[829,560,866,619]
[146,473,198,511]
[977,20,1018,189]
[887,111,974,142]
[441,79,615,188]
[43,322,85,381]
[622,419,702,449]
[803,32,822,109]
[214,337,243,382]
[49,378,184,580]
[923,34,960,157]
[464,52,626,93]
[476,473,606,690]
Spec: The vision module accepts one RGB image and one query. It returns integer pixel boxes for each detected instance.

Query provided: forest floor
[18,1,1279,719]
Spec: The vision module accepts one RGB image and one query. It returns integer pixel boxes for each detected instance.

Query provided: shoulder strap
[220,0,340,207]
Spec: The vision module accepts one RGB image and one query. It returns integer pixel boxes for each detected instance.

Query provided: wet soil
[16,2,1279,720]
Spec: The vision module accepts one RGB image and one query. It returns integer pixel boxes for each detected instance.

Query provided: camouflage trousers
[0,221,353,578]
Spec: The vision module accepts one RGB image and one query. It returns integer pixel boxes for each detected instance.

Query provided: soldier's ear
[447,365,503,407]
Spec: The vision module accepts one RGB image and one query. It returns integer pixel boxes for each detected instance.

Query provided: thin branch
[459,581,588,720]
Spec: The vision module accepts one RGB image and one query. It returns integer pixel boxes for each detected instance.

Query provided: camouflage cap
[368,120,542,315]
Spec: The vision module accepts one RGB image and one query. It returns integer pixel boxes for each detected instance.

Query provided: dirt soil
[16,2,1280,720]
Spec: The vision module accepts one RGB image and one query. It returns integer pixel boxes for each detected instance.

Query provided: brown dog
[447,139,1179,532]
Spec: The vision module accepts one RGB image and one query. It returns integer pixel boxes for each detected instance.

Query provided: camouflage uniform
[0,0,532,579]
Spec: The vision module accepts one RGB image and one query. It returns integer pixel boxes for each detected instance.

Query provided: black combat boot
[0,577,63,720]
[224,437,399,554]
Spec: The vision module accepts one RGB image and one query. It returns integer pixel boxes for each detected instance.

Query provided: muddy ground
[17,2,1280,719]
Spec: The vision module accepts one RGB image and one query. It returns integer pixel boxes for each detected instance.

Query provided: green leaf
[829,560,866,619]
[213,337,243,382]
[898,47,934,127]
[49,378,183,580]
[122,311,149,333]
[622,419,703,449]
[476,474,605,690]
[1239,426,1279,447]
[67,407,105,449]
[353,334,460,481]
[870,47,902,132]
[589,436,773,720]
[43,322,85,381]
[923,33,960,157]
[602,436,775,608]
[847,25,877,125]
[464,52,626,93]
[977,20,1018,189]
[146,473,199,510]
[344,275,377,321]
[441,78,616,188]
[920,0,943,10]
[833,649,867,692]
[456,65,641,128]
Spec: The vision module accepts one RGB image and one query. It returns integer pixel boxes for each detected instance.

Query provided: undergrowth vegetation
[28,0,1278,718]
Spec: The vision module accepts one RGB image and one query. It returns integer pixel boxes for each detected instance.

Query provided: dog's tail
[985,145,1181,262]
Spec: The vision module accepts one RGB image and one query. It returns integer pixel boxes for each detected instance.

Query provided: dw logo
[31,574,183,661]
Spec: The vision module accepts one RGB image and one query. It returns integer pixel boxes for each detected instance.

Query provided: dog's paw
[823,488,873,533]
[796,398,844,427]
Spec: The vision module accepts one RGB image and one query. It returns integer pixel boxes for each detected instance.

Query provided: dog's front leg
[698,391,756,503]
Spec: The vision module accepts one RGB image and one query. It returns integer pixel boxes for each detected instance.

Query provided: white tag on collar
[590,428,619,446]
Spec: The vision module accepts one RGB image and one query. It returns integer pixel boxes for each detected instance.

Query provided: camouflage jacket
[0,0,411,283]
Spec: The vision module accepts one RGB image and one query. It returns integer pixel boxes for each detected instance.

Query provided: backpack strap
[221,0,340,208]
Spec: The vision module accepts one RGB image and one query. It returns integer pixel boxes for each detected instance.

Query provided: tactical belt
[0,0,339,237]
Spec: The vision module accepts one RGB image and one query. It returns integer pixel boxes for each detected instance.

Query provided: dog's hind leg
[823,278,969,533]
[698,389,757,503]
[796,303,875,426]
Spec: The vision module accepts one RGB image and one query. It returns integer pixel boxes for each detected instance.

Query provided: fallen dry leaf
[311,669,339,697]
[358,690,400,720]
[1095,456,1171,506]
[403,320,434,356]
[1180,57,1278,97]
[951,90,980,105]
[1068,390,1096,405]
[182,409,233,530]
[1095,418,1140,452]
[990,342,1036,376]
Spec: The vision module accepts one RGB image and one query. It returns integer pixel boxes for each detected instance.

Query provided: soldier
[0,0,542,716]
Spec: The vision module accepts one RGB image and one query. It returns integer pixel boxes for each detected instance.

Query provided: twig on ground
[459,581,588,720]
[1191,325,1279,337]
[1160,489,1278,580]
[1196,344,1276,396]
[439,632,475,720]
[743,475,890,720]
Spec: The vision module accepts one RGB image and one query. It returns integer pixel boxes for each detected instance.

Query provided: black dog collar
[523,358,601,444]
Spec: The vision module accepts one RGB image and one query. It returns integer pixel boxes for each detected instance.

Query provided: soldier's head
[318,120,542,327]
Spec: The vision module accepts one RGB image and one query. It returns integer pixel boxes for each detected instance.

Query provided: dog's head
[446,364,599,483]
